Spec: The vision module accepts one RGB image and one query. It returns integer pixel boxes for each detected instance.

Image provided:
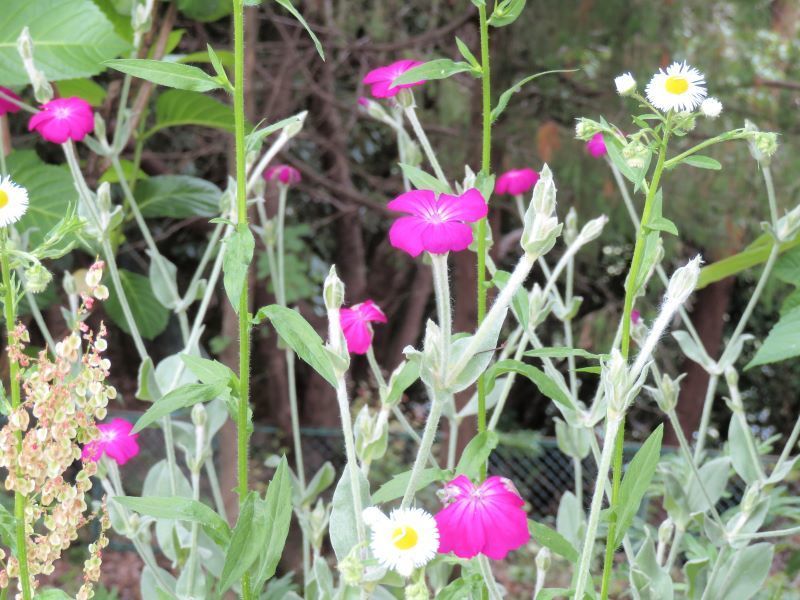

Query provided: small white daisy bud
[614,72,637,96]
[700,97,723,118]
[665,255,702,307]
[323,265,345,311]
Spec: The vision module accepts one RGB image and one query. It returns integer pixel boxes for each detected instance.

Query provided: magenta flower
[340,300,387,355]
[363,60,425,99]
[495,169,539,196]
[264,164,301,186]
[82,418,140,466]
[28,97,94,144]
[631,309,641,325]
[586,133,607,158]
[435,475,530,560]
[388,188,487,257]
[0,87,22,116]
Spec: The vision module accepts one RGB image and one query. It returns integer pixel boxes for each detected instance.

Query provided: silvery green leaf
[447,309,507,393]
[630,531,674,600]
[554,418,590,459]
[704,543,773,600]
[702,513,726,547]
[156,351,200,394]
[140,566,178,600]
[687,457,730,514]
[136,357,161,402]
[766,454,800,484]
[302,462,336,506]
[223,223,255,313]
[556,491,583,550]
[330,468,370,561]
[683,557,709,600]
[672,330,715,371]
[718,334,754,370]
[381,360,419,408]
[727,416,762,485]
[147,252,179,310]
[457,376,506,418]
[143,460,193,563]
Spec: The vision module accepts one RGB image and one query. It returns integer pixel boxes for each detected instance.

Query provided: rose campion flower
[0,87,22,116]
[340,299,387,354]
[363,59,425,99]
[495,168,539,196]
[263,164,301,186]
[82,418,140,466]
[435,475,530,559]
[28,97,94,144]
[586,133,607,158]
[388,188,488,257]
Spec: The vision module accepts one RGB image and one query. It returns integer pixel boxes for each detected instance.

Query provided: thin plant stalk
[403,106,447,186]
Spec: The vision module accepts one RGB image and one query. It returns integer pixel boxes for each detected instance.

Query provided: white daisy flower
[362,506,438,577]
[0,176,29,227]
[700,97,723,118]
[645,61,707,113]
[614,72,636,96]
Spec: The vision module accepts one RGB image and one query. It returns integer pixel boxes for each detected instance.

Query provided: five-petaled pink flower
[29,97,94,144]
[586,133,607,158]
[388,188,487,257]
[435,475,530,560]
[340,300,388,355]
[0,87,22,116]
[363,60,425,99]
[82,418,140,466]
[495,169,539,196]
[264,164,301,186]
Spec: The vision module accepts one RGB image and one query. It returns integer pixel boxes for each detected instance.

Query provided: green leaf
[301,462,336,505]
[57,78,108,106]
[456,431,499,480]
[275,0,325,60]
[527,520,579,563]
[392,59,476,86]
[488,0,527,27]
[681,155,722,170]
[454,37,480,69]
[696,235,800,290]
[382,360,420,408]
[6,151,77,248]
[643,187,678,236]
[113,496,231,548]
[219,492,267,593]
[251,458,294,593]
[746,306,800,368]
[136,357,160,402]
[372,468,450,504]
[145,90,235,139]
[104,58,222,91]
[772,246,800,286]
[99,159,148,184]
[176,0,231,22]
[524,347,604,360]
[133,381,226,433]
[399,163,451,194]
[180,355,238,390]
[728,417,761,485]
[33,590,72,600]
[0,0,129,85]
[176,49,235,69]
[711,543,773,600]
[104,269,170,340]
[0,504,16,552]
[491,69,576,122]
[245,112,307,153]
[223,224,255,312]
[330,468,371,561]
[485,359,574,410]
[135,175,222,218]
[613,424,663,546]
[252,305,337,386]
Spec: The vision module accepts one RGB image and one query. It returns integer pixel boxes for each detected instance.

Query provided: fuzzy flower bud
[700,97,722,119]
[658,518,675,544]
[614,72,637,96]
[338,546,365,587]
[536,547,552,573]
[24,263,52,294]
[323,265,345,311]
[576,215,608,246]
[665,255,702,307]
[647,372,683,414]
[563,207,578,244]
[574,118,602,141]
[671,111,697,134]
[775,204,800,242]
[404,578,430,600]
[528,284,554,328]
[741,484,761,514]
[521,164,562,257]
[285,111,308,138]
[744,120,778,165]
[191,403,207,428]
[603,349,631,419]
[17,28,53,104]
[622,138,649,169]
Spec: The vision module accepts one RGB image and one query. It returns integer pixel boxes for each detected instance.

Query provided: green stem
[476,2,492,481]
[403,106,448,186]
[662,130,747,170]
[2,234,31,600]
[232,1,252,597]
[205,458,228,523]
[401,389,445,508]
[430,253,451,381]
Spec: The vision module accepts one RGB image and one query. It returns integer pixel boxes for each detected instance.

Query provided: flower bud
[16,27,33,61]
[24,263,52,294]
[665,255,702,307]
[647,372,683,413]
[338,546,364,587]
[775,203,800,242]
[191,403,207,428]
[309,499,330,549]
[744,120,779,165]
[574,118,602,141]
[536,547,552,572]
[404,578,430,600]
[658,518,674,544]
[285,111,307,138]
[563,207,578,244]
[603,349,631,419]
[323,266,345,311]
[96,182,113,216]
[576,215,608,246]
[741,484,761,514]
[622,139,649,169]
[614,73,637,96]
[671,111,697,134]
[396,88,415,109]
[521,165,562,257]
[528,284,554,328]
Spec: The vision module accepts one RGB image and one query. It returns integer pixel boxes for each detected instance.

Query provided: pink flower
[631,309,641,325]
[363,60,425,99]
[263,164,301,186]
[0,87,22,116]
[495,169,539,196]
[388,188,487,257]
[586,133,607,158]
[82,418,140,466]
[28,97,94,144]
[340,300,387,355]
[435,475,530,560]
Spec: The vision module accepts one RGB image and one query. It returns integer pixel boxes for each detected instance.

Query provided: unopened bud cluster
[521,165,562,257]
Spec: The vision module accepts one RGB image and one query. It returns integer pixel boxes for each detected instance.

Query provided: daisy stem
[1,234,32,600]
[476,0,492,482]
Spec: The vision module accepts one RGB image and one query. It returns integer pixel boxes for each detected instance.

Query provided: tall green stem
[475,3,492,479]
[1,234,31,600]
[232,1,252,597]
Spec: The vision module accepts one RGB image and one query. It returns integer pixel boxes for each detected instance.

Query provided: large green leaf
[105,58,222,91]
[146,89,235,139]
[5,151,76,247]
[527,520,579,563]
[223,224,255,313]
[0,0,129,85]
[251,458,294,594]
[746,306,800,368]
[219,492,267,593]
[133,381,226,433]
[135,175,222,218]
[329,468,370,561]
[696,234,800,290]
[104,268,170,340]
[484,359,574,410]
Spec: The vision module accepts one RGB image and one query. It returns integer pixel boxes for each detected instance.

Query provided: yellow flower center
[665,75,689,95]
[0,190,8,209]
[392,525,418,550]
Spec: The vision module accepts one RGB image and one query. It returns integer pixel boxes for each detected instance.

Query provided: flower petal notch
[363,60,425,99]
[82,418,140,466]
[495,169,539,196]
[434,475,530,560]
[340,299,387,355]
[645,61,706,113]
[362,506,439,577]
[28,97,94,144]
[388,188,488,257]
